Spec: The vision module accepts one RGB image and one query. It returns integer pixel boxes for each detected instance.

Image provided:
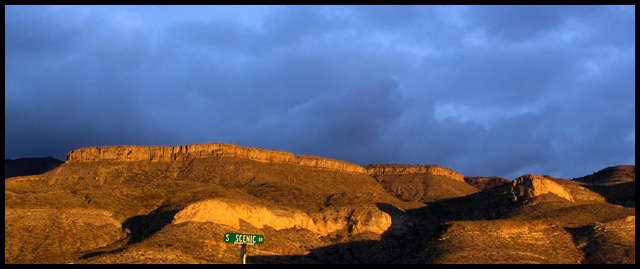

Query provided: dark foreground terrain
[4,143,635,264]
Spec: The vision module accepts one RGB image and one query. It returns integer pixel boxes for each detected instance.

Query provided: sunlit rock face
[171,198,407,236]
[66,144,468,181]
[66,143,367,174]
[365,164,465,182]
[510,174,575,202]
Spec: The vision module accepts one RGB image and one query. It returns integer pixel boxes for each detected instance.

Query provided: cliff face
[171,198,408,237]
[510,174,575,202]
[66,143,367,174]
[365,164,465,182]
[65,143,472,181]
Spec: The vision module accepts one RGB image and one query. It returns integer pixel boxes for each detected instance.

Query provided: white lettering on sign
[224,233,264,245]
[235,234,257,244]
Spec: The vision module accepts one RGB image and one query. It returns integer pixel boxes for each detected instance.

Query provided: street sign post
[224,233,265,264]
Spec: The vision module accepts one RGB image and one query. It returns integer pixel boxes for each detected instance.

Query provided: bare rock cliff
[171,198,408,236]
[365,164,465,182]
[510,174,575,202]
[66,143,367,174]
[65,143,467,180]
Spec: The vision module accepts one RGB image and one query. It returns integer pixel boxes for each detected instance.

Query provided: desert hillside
[4,143,635,264]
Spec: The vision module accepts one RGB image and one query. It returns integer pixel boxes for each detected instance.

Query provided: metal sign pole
[240,244,247,264]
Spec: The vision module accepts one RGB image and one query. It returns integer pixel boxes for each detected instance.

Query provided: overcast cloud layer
[5,5,635,180]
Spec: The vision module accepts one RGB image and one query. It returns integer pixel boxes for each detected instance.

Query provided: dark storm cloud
[5,5,177,158]
[243,78,406,161]
[5,5,635,180]
[466,5,580,42]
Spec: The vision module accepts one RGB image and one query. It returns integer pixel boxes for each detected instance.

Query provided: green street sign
[224,233,265,245]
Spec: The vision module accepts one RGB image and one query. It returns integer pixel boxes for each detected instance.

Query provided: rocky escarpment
[171,198,412,236]
[365,164,464,182]
[66,143,367,174]
[66,144,469,180]
[510,174,575,202]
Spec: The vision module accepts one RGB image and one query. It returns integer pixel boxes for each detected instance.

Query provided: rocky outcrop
[510,174,574,202]
[65,144,469,179]
[171,198,408,236]
[365,164,464,182]
[66,143,366,174]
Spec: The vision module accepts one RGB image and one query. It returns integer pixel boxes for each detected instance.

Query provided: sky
[4,5,635,180]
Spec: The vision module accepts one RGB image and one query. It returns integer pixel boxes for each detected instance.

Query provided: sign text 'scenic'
[224,233,265,245]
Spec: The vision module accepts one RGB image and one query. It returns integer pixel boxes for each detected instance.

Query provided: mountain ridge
[4,142,635,264]
[63,143,467,180]
[65,143,368,174]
